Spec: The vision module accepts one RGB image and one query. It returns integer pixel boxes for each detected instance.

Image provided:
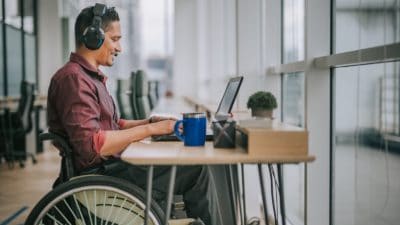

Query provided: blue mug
[174,112,207,146]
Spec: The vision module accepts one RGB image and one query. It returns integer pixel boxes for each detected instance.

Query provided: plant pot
[251,108,273,119]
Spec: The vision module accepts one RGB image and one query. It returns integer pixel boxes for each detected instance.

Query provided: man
[47,4,218,225]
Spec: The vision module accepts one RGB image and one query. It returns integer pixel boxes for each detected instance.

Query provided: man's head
[75,4,122,67]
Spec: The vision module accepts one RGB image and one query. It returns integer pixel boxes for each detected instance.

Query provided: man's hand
[149,115,178,123]
[149,119,176,135]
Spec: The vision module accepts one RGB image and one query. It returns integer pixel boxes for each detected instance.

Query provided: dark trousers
[81,159,220,225]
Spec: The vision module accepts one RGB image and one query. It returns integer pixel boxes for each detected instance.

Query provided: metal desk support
[145,166,154,225]
[164,165,177,225]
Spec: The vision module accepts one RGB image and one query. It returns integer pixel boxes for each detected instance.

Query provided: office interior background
[0,0,399,225]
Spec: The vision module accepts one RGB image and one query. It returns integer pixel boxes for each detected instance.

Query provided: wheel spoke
[73,194,88,225]
[111,197,128,224]
[45,212,64,225]
[119,202,138,225]
[84,190,94,225]
[63,199,79,221]
[54,205,73,225]
[105,194,118,223]
[94,190,97,225]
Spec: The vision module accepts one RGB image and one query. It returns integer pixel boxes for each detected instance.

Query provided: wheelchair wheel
[26,175,164,225]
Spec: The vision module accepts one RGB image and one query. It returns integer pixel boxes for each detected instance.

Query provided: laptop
[152,76,243,142]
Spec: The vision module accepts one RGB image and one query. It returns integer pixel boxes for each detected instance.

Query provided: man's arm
[99,119,175,156]
[119,115,178,130]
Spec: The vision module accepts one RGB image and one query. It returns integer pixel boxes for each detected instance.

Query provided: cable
[269,165,278,225]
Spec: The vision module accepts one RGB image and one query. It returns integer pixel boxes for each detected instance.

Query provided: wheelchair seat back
[39,132,76,187]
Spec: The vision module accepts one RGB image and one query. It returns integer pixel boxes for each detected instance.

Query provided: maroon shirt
[47,53,120,172]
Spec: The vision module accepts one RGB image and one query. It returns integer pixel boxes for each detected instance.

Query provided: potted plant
[247,91,277,119]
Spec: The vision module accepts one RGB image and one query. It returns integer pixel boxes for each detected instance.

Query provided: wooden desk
[122,140,314,225]
[122,141,314,165]
[125,96,315,225]
[0,95,47,111]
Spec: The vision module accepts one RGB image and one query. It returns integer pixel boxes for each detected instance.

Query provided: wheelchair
[25,132,195,225]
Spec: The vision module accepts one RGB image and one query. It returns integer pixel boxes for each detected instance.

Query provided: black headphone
[81,3,107,50]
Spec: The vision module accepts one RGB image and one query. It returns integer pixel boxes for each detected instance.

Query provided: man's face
[97,21,122,67]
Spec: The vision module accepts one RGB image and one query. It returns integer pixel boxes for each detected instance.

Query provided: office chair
[1,81,37,168]
[135,70,151,119]
[116,79,134,120]
[148,80,159,110]
[129,71,140,120]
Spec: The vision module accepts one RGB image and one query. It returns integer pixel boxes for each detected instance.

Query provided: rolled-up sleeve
[52,73,103,171]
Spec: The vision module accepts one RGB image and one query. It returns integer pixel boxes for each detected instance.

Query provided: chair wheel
[19,161,25,168]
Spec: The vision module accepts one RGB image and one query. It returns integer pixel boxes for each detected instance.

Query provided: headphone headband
[82,3,107,50]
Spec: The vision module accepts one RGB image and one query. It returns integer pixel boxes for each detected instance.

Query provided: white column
[173,0,198,98]
[304,0,331,225]
[38,0,63,95]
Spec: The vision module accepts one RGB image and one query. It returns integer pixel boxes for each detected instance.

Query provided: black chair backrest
[17,81,35,132]
[39,132,75,185]
[129,71,139,119]
[135,70,151,119]
[148,81,158,110]
[116,79,133,120]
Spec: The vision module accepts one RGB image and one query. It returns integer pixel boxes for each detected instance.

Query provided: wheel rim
[33,185,160,225]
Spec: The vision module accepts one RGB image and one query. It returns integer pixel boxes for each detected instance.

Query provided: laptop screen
[216,76,243,116]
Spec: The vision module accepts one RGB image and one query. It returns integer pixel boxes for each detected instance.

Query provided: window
[0,0,3,21]
[333,62,400,225]
[4,0,21,28]
[0,23,3,96]
[6,26,22,96]
[23,0,34,33]
[282,72,305,127]
[24,33,35,83]
[283,0,305,63]
[335,0,400,53]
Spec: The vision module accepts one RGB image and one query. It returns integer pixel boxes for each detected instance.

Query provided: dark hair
[74,5,119,48]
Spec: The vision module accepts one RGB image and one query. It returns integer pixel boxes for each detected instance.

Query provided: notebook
[152,76,243,142]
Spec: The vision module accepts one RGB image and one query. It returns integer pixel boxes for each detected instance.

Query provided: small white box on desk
[236,123,308,156]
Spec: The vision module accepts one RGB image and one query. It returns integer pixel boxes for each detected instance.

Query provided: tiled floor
[0,145,59,225]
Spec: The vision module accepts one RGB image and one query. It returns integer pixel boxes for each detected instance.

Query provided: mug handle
[174,120,184,141]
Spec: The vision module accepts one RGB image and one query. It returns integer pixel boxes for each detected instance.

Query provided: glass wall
[0,24,3,96]
[283,72,305,127]
[283,0,305,63]
[334,62,400,225]
[0,1,3,96]
[335,0,400,53]
[25,33,36,83]
[333,1,400,225]
[4,0,20,28]
[6,26,22,96]
[1,0,37,97]
[23,0,34,33]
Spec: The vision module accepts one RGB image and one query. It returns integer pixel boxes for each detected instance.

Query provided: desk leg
[226,165,238,225]
[164,165,177,225]
[277,164,286,225]
[257,164,269,225]
[145,166,154,225]
[239,163,247,225]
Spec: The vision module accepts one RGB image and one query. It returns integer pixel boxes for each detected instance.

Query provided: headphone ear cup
[82,26,105,50]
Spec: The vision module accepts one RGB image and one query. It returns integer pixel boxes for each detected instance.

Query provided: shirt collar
[69,52,108,84]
